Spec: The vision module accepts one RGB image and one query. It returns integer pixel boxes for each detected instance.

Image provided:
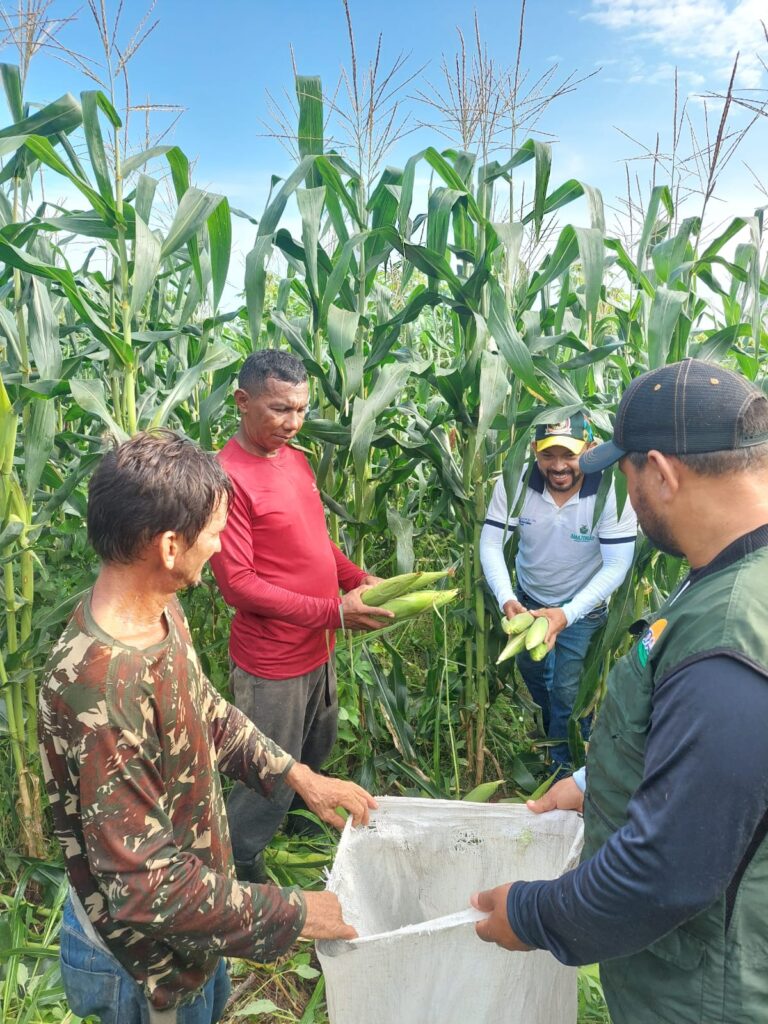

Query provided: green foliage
[0,861,78,1024]
[0,39,766,1024]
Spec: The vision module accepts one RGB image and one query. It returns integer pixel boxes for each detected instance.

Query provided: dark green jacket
[584,543,768,1024]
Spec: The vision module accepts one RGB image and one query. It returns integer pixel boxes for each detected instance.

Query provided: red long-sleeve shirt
[210,438,366,679]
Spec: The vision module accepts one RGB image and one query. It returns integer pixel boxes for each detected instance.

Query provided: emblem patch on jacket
[637,618,667,667]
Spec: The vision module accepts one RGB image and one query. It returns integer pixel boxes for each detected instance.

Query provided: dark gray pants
[226,658,338,864]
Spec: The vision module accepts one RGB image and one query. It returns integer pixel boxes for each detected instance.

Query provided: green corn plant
[0,63,241,855]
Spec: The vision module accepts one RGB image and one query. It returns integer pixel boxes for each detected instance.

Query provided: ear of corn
[530,641,549,662]
[361,572,425,605]
[382,588,459,618]
[429,588,459,610]
[406,568,456,592]
[524,616,549,650]
[501,611,534,635]
[496,631,528,665]
[363,568,457,605]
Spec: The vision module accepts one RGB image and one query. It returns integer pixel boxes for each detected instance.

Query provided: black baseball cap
[580,358,768,474]
[534,412,594,455]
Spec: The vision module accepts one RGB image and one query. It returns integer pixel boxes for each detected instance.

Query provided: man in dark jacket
[472,359,768,1024]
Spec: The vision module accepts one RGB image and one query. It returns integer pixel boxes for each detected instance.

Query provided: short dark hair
[626,393,768,476]
[87,430,233,564]
[239,350,307,396]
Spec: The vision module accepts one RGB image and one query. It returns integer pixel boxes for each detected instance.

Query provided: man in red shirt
[211,350,391,881]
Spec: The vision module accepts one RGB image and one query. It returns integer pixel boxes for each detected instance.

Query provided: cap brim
[535,435,586,455]
[579,440,625,474]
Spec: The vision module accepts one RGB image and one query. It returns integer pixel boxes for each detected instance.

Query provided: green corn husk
[361,572,424,605]
[501,611,534,636]
[405,568,456,593]
[496,631,528,665]
[382,588,459,619]
[530,641,549,662]
[429,588,460,610]
[524,616,549,650]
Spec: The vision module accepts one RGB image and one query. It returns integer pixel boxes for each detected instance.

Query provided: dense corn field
[0,4,766,1022]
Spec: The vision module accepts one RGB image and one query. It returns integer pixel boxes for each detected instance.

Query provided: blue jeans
[516,598,607,771]
[60,899,230,1024]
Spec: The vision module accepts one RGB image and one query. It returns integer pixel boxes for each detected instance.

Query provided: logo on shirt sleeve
[637,618,667,667]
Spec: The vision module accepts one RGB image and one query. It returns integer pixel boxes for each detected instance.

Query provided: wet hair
[238,350,307,396]
[87,429,233,564]
[626,394,768,476]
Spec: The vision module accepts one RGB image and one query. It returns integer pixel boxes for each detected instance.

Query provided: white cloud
[626,63,707,88]
[585,0,768,89]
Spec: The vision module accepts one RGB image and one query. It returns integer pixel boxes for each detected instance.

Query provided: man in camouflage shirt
[39,430,375,1023]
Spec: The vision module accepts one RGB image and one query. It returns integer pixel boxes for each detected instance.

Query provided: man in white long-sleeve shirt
[480,413,637,772]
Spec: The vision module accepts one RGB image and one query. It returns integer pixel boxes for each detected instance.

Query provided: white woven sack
[317,796,583,1024]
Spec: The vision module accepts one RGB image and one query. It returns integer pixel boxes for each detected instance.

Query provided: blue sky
[3,0,767,282]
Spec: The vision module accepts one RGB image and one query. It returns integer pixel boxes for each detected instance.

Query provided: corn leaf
[0,64,23,123]
[122,145,173,177]
[245,236,273,345]
[160,188,224,260]
[148,342,238,428]
[532,140,552,241]
[574,226,605,326]
[648,286,687,368]
[259,156,317,237]
[70,379,127,440]
[636,184,674,270]
[487,283,536,388]
[0,92,81,141]
[130,213,162,318]
[386,508,415,574]
[296,75,323,188]
[207,196,231,312]
[474,350,509,457]
[350,361,414,480]
[0,238,132,366]
[296,187,325,302]
[319,230,366,324]
[134,173,157,225]
[28,278,61,379]
[24,399,56,497]
[80,91,115,203]
[24,135,114,223]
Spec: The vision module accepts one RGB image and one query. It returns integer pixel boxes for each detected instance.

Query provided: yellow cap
[535,435,587,455]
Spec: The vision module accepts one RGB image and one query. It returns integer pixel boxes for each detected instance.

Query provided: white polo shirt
[482,463,637,622]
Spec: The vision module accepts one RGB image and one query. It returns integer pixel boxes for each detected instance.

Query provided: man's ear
[234,388,250,414]
[646,450,681,499]
[158,530,180,570]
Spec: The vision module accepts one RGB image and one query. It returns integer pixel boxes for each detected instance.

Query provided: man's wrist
[285,761,310,795]
[505,883,537,950]
[561,601,578,626]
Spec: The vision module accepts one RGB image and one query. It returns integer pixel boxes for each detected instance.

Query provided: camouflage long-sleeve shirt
[39,595,306,1010]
